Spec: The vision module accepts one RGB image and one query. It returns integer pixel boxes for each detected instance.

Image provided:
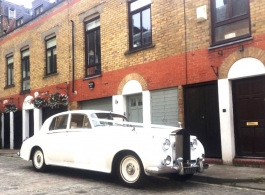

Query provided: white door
[44,114,69,163]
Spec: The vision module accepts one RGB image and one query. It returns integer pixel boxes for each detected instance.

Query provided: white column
[1,113,4,148]
[22,110,29,141]
[218,78,235,165]
[10,112,14,149]
[34,108,42,135]
[142,91,151,124]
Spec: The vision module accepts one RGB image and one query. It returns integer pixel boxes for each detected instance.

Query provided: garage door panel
[151,88,179,127]
[80,98,112,111]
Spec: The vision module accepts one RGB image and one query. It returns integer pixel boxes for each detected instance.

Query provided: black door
[29,110,34,137]
[42,106,67,124]
[233,76,265,157]
[4,113,10,149]
[184,81,222,158]
[14,111,23,149]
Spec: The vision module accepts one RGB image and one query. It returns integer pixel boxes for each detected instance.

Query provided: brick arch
[117,73,148,95]
[219,47,265,79]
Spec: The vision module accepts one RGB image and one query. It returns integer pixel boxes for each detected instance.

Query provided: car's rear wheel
[117,154,144,188]
[32,149,47,172]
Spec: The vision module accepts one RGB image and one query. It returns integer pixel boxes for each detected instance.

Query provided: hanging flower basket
[3,102,17,113]
[48,92,68,109]
[30,96,48,109]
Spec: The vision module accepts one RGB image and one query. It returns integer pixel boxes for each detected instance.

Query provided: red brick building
[0,0,265,166]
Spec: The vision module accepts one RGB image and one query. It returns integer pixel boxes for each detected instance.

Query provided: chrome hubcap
[37,155,41,164]
[126,163,135,175]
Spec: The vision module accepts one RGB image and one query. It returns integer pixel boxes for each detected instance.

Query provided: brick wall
[0,0,265,112]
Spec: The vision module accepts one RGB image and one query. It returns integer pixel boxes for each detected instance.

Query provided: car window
[90,112,128,127]
[70,114,91,129]
[49,114,69,130]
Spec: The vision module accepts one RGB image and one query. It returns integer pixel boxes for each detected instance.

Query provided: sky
[6,0,55,8]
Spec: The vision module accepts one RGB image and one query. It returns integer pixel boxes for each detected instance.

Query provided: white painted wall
[218,57,265,164]
[218,78,235,164]
[34,109,42,135]
[9,112,14,149]
[228,58,265,79]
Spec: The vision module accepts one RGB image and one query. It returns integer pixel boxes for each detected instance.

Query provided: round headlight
[163,155,171,165]
[162,139,171,150]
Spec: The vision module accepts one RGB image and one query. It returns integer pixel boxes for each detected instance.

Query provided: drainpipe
[70,20,75,93]
[183,0,188,84]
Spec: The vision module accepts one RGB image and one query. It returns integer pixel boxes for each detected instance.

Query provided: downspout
[70,20,75,93]
[183,0,188,84]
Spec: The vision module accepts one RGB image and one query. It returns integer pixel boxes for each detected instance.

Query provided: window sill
[4,84,15,89]
[20,89,30,95]
[43,72,59,79]
[83,74,102,80]
[124,44,155,55]
[208,37,253,50]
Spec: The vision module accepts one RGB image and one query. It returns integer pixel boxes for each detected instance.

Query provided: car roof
[55,110,112,115]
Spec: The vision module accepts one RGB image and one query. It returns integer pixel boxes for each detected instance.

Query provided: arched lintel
[219,47,265,79]
[117,73,148,95]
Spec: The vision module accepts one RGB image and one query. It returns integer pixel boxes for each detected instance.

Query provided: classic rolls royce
[18,110,208,187]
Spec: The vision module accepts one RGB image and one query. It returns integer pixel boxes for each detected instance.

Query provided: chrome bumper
[145,157,208,176]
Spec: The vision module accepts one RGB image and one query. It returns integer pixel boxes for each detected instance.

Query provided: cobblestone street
[0,156,264,195]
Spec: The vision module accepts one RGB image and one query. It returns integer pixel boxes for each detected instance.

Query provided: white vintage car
[18,110,208,187]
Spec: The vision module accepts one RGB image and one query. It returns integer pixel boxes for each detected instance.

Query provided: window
[16,18,24,27]
[46,37,57,75]
[211,0,250,45]
[21,49,30,92]
[70,114,91,129]
[85,18,101,77]
[49,115,69,130]
[129,0,152,50]
[90,112,128,127]
[9,8,16,19]
[35,5,43,16]
[6,56,14,86]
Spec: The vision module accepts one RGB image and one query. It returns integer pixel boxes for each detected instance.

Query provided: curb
[191,175,265,191]
[0,154,20,158]
[191,175,254,184]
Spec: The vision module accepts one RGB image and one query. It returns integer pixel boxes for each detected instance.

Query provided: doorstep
[233,158,265,168]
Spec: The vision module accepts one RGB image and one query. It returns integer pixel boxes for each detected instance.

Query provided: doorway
[127,94,143,123]
[14,111,22,149]
[184,81,222,158]
[3,113,10,149]
[233,76,265,158]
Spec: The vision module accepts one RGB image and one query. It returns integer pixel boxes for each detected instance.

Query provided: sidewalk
[192,164,265,191]
[0,149,264,190]
[0,149,19,158]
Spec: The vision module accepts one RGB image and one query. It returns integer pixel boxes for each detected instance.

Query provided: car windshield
[90,112,128,126]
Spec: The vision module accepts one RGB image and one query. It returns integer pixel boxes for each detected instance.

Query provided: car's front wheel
[32,148,47,172]
[118,154,144,188]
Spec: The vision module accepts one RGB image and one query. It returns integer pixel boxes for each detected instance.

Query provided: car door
[63,113,94,166]
[44,114,69,164]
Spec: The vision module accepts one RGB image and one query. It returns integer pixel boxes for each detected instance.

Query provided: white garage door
[151,88,179,127]
[80,97,112,111]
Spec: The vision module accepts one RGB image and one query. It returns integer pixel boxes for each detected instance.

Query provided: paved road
[0,156,264,195]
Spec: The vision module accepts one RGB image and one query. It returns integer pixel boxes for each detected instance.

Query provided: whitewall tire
[32,149,47,172]
[118,154,144,188]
